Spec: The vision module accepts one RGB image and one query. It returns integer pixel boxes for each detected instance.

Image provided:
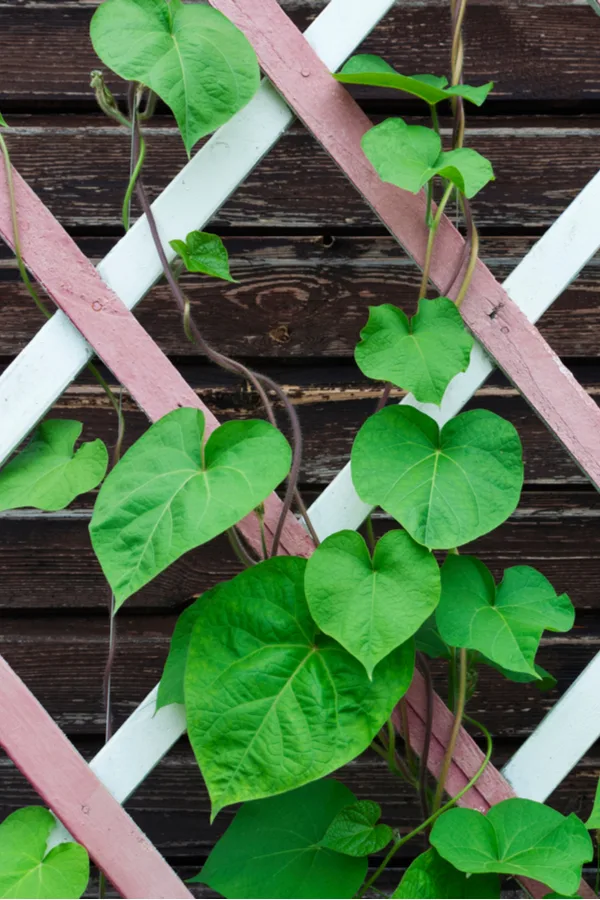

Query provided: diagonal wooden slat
[0,657,192,900]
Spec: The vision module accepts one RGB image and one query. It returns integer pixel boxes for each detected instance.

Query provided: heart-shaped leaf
[415,616,451,660]
[90,408,291,609]
[194,780,367,899]
[169,231,237,283]
[436,555,574,676]
[90,0,260,153]
[351,406,523,549]
[355,299,474,405]
[320,800,393,857]
[337,55,493,107]
[305,529,440,677]
[362,118,494,198]
[586,778,600,829]
[393,848,500,898]
[156,593,210,710]
[0,420,108,513]
[185,556,415,817]
[430,799,593,896]
[0,807,89,899]
[481,656,557,692]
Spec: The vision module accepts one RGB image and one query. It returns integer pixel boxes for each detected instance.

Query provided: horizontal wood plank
[0,118,598,231]
[2,236,600,359]
[1,3,600,104]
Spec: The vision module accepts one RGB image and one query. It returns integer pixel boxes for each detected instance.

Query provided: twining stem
[419,181,454,298]
[227,527,259,568]
[359,715,492,897]
[454,216,479,307]
[399,699,417,774]
[432,646,468,812]
[416,652,434,821]
[122,132,146,231]
[364,514,376,553]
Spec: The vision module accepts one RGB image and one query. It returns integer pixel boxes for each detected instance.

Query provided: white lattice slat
[0,0,395,467]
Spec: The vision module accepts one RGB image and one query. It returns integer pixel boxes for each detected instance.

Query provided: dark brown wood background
[2,0,600,895]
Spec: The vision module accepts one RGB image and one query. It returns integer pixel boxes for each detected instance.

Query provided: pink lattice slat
[210,0,600,497]
[0,163,313,563]
[1,162,593,899]
[0,657,192,899]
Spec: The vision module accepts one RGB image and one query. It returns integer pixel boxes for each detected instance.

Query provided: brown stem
[433,646,468,811]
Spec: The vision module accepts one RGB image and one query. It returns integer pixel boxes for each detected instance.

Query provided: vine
[0,0,598,898]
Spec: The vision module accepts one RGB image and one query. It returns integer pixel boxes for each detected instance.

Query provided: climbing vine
[0,0,598,897]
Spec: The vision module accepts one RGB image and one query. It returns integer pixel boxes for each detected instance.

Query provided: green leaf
[337,55,493,107]
[305,529,439,677]
[393,848,500,898]
[0,420,108,513]
[156,594,209,710]
[169,231,237,282]
[586,778,600,829]
[362,118,494,198]
[0,807,89,899]
[0,112,7,128]
[320,799,393,857]
[430,799,593,896]
[481,656,557,692]
[90,408,291,609]
[415,615,451,660]
[90,0,260,154]
[355,299,474,405]
[184,556,415,818]
[194,780,367,899]
[436,555,574,676]
[351,406,523,549]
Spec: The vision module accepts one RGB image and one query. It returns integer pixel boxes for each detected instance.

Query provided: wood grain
[0,118,598,231]
[1,3,600,104]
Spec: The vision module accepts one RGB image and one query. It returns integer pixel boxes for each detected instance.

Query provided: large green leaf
[0,420,108,512]
[355,299,474,405]
[362,118,494,198]
[320,800,393,857]
[156,594,209,710]
[430,799,593,896]
[90,408,291,609]
[194,780,367,899]
[351,406,523,549]
[415,615,451,660]
[185,556,415,817]
[336,55,493,107]
[393,848,500,898]
[305,529,439,677]
[0,807,89,899]
[436,555,574,677]
[480,656,557,691]
[169,231,237,283]
[586,778,600,829]
[90,0,260,153]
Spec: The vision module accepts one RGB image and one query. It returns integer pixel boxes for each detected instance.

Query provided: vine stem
[418,181,454,298]
[432,646,468,812]
[416,652,434,821]
[359,716,493,897]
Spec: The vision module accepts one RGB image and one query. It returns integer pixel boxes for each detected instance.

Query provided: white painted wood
[502,651,600,802]
[309,169,600,539]
[0,0,396,467]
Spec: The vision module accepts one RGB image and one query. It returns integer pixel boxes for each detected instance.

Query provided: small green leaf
[355,299,474,405]
[90,408,291,609]
[0,807,89,899]
[305,529,440,677]
[185,556,415,818]
[436,556,574,677]
[351,406,523,549]
[430,799,593,896]
[156,594,211,710]
[0,420,108,512]
[362,118,494,198]
[336,55,493,107]
[415,615,451,660]
[320,800,393,857]
[586,778,600,829]
[90,0,260,154]
[393,848,500,898]
[169,231,237,283]
[195,780,367,899]
[0,112,8,128]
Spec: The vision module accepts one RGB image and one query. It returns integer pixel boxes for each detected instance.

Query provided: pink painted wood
[0,163,313,562]
[0,657,193,899]
[210,0,600,496]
